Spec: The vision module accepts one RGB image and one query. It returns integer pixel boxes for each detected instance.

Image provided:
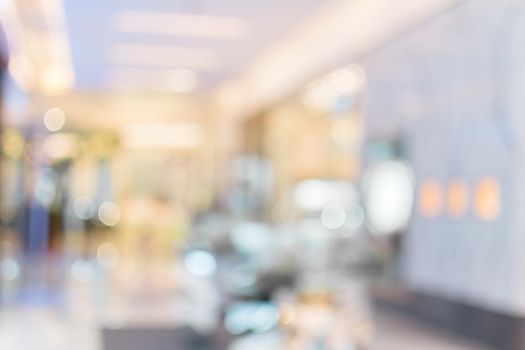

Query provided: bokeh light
[447,179,469,218]
[184,250,217,277]
[98,201,121,226]
[418,178,443,219]
[1,258,20,281]
[474,177,501,222]
[365,161,415,234]
[72,196,95,220]
[43,108,66,132]
[320,204,346,229]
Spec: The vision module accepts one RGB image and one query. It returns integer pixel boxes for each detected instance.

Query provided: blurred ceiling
[1,0,460,128]
[62,0,335,94]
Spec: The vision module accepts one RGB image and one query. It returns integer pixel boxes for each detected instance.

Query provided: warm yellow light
[474,177,501,222]
[418,179,443,219]
[114,11,251,40]
[39,64,74,95]
[2,129,25,158]
[446,179,469,218]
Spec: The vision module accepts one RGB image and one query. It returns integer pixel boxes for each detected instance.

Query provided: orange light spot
[474,177,501,221]
[447,179,469,218]
[419,179,443,219]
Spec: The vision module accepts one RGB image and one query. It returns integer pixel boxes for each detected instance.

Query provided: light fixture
[446,179,469,218]
[418,178,443,219]
[474,177,501,222]
[294,180,357,212]
[364,161,415,235]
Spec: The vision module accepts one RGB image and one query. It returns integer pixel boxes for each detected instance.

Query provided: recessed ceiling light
[114,11,251,40]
